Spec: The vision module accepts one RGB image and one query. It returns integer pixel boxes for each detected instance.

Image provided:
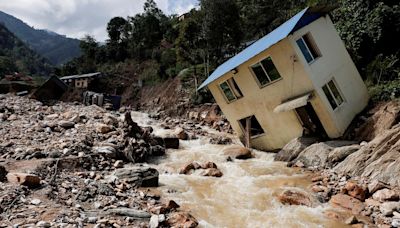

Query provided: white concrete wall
[289,15,369,137]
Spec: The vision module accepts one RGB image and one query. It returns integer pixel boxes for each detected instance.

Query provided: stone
[114,167,159,187]
[31,199,42,205]
[164,200,180,210]
[201,168,223,177]
[277,189,318,207]
[150,215,159,228]
[291,141,357,168]
[175,128,188,140]
[58,120,75,129]
[0,165,7,182]
[368,180,388,194]
[274,137,318,162]
[163,137,179,149]
[179,162,197,175]
[223,145,253,160]
[372,188,399,202]
[166,212,198,228]
[334,126,400,187]
[330,194,365,214]
[106,208,151,218]
[327,145,360,165]
[93,146,116,158]
[392,219,400,227]
[36,221,51,228]
[200,162,218,169]
[344,181,368,201]
[113,160,124,168]
[7,173,41,188]
[96,123,113,134]
[380,202,400,216]
[345,216,358,225]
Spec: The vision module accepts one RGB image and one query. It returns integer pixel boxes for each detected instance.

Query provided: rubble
[0,94,198,227]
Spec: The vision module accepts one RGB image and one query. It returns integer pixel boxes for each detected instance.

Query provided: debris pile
[0,94,197,227]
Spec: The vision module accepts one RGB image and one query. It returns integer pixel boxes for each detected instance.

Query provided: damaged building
[198,7,369,151]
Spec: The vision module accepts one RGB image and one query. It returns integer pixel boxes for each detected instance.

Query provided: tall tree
[107,17,129,44]
[201,0,243,63]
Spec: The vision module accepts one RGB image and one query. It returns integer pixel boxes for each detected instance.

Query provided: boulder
[274,137,318,162]
[372,188,399,202]
[7,173,41,188]
[58,120,75,129]
[175,128,188,140]
[334,126,400,186]
[223,145,253,160]
[343,181,368,201]
[327,145,360,165]
[380,202,400,216]
[114,167,159,187]
[200,162,218,169]
[93,146,116,158]
[368,180,389,194]
[330,194,365,214]
[291,141,358,168]
[166,212,198,228]
[179,162,199,175]
[164,200,180,210]
[0,165,7,182]
[277,189,319,207]
[163,137,179,149]
[96,123,113,134]
[201,168,223,177]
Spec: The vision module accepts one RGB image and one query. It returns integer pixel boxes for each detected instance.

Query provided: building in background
[60,72,102,89]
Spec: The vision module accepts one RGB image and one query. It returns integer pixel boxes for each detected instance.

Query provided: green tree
[107,17,129,44]
[200,0,243,63]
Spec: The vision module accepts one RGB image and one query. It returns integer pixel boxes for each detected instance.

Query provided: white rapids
[129,111,348,228]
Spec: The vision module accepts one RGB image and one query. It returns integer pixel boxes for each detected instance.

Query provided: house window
[296,33,321,64]
[239,115,264,137]
[219,77,243,103]
[250,56,281,87]
[322,79,344,110]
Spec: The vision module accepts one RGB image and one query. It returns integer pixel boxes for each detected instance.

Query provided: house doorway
[295,103,327,138]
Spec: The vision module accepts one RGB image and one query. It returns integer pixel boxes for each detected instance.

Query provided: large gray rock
[327,144,360,167]
[380,202,400,216]
[114,167,159,187]
[334,125,400,186]
[291,141,357,168]
[274,137,318,162]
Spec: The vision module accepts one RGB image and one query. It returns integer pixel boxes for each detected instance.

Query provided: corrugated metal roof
[60,72,102,80]
[198,8,310,90]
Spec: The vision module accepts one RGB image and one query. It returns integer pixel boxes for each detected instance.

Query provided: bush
[368,80,400,102]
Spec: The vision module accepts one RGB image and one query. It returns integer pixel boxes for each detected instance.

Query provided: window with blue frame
[296,33,321,64]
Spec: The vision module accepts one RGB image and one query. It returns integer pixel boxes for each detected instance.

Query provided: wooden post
[245,117,251,148]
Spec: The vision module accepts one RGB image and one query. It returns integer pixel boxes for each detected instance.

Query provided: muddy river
[130,112,348,228]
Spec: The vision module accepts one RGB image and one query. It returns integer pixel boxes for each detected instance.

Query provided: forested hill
[0,23,52,76]
[0,11,81,65]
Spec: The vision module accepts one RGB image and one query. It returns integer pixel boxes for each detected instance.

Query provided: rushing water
[130,112,348,228]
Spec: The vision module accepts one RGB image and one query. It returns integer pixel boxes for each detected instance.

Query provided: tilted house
[198,7,369,151]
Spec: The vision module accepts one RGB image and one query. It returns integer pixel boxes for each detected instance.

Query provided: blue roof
[198,7,313,90]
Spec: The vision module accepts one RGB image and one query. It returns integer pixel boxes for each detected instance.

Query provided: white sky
[0,0,198,41]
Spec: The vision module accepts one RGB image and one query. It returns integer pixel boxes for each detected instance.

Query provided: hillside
[0,11,81,65]
[0,23,52,76]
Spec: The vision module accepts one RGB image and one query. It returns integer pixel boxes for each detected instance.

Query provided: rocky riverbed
[0,94,198,227]
[275,100,400,227]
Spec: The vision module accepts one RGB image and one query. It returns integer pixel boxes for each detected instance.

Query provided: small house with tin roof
[198,7,369,151]
[60,72,102,89]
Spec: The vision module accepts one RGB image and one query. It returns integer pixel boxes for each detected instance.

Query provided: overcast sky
[0,0,198,41]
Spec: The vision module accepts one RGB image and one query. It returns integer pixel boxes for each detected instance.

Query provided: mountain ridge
[0,11,81,65]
